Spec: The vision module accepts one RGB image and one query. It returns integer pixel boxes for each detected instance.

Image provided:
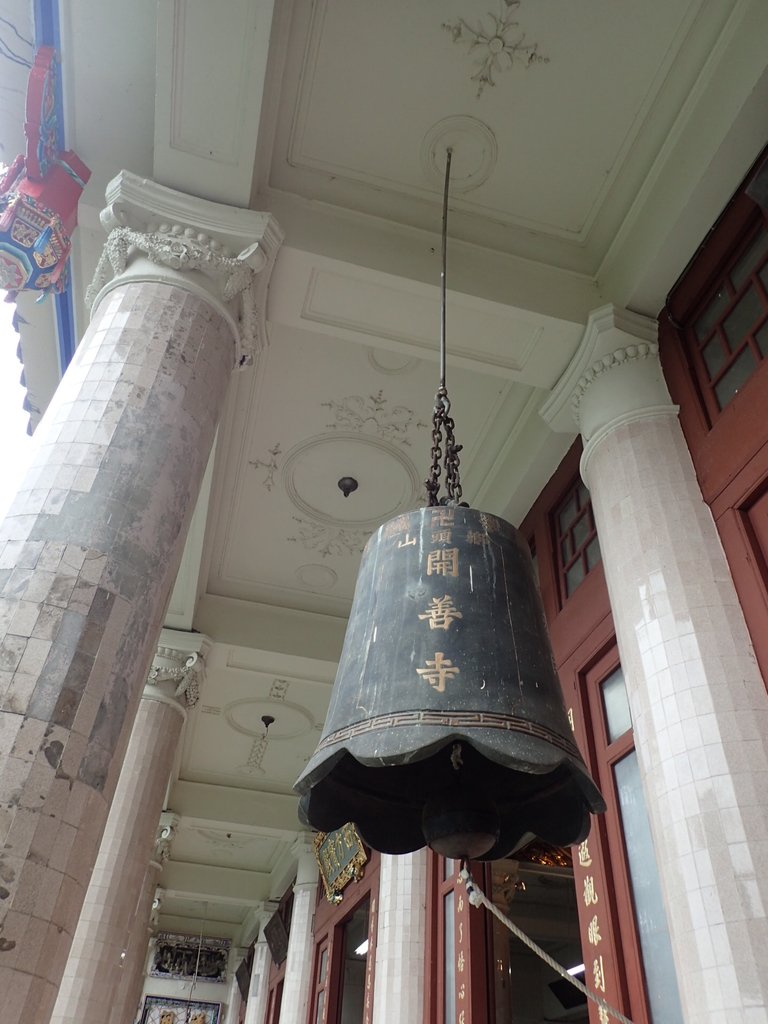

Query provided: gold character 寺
[416,652,460,694]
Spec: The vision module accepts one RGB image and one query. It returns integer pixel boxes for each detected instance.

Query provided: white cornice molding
[100,172,284,265]
[540,304,662,436]
[536,301,659,434]
[87,171,284,367]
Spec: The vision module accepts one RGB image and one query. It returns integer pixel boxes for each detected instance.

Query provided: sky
[0,294,34,520]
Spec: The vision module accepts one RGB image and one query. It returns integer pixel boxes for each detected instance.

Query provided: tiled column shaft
[566,307,768,1023]
[108,863,161,1024]
[279,839,319,1024]
[372,851,427,1024]
[50,688,184,1024]
[0,171,280,1024]
[223,947,246,1024]
[244,937,271,1024]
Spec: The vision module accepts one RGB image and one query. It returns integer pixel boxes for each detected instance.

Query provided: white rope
[459,867,634,1024]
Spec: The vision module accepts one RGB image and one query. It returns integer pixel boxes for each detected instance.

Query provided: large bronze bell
[295,505,605,860]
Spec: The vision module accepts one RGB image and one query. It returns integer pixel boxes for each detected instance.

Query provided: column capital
[540,304,676,441]
[291,833,319,888]
[144,630,212,712]
[85,170,283,367]
[153,813,180,867]
[150,887,166,929]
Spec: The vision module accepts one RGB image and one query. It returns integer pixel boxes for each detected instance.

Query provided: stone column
[52,637,205,1024]
[543,305,768,1023]
[0,170,281,1023]
[278,837,319,1024]
[372,851,427,1024]
[243,901,279,1024]
[107,834,173,1024]
[222,946,247,1024]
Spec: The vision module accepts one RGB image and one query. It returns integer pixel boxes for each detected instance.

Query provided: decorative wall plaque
[264,911,289,966]
[150,932,230,983]
[313,823,368,904]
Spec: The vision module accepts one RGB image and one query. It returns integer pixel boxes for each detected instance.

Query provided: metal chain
[425,388,464,506]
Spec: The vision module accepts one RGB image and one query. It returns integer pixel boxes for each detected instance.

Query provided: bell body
[295,505,605,860]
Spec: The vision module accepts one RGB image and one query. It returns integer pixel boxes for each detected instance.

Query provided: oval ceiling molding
[421,115,498,194]
[295,563,339,591]
[282,432,421,530]
[223,698,315,739]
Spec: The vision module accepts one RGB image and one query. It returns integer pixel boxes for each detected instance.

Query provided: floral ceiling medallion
[443,0,549,98]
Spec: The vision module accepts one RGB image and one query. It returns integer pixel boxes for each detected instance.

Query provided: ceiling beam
[170,781,305,836]
[162,861,270,905]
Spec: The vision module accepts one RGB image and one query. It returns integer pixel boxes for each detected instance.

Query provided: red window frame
[684,221,768,418]
[308,851,380,1024]
[552,475,602,603]
[661,145,768,685]
[424,854,492,1024]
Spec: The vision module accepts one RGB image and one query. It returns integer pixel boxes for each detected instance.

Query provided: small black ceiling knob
[338,476,359,498]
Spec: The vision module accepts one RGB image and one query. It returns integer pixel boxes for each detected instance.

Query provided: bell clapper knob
[337,476,359,498]
[422,744,499,860]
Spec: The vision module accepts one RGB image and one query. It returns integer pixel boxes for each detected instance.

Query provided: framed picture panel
[139,994,221,1024]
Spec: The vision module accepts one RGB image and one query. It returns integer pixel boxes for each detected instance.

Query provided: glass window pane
[694,286,730,340]
[715,347,757,408]
[601,666,632,742]
[315,990,325,1024]
[701,336,727,378]
[723,287,763,349]
[319,947,328,983]
[338,900,370,1024]
[615,751,684,1024]
[731,228,768,289]
[444,890,455,1024]
[443,858,455,881]
[565,559,585,596]
[585,536,601,572]
[572,514,590,551]
[558,494,577,532]
[530,549,539,587]
[560,537,572,565]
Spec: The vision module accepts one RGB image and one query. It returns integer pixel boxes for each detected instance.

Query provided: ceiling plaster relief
[195,829,261,852]
[223,693,320,780]
[442,0,549,98]
[321,389,427,446]
[287,518,369,559]
[367,348,421,375]
[249,441,282,490]
[421,116,498,194]
[269,678,290,701]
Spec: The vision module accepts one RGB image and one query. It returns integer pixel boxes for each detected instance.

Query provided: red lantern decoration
[0,47,90,297]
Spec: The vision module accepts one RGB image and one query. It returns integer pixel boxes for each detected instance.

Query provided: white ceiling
[260,0,735,271]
